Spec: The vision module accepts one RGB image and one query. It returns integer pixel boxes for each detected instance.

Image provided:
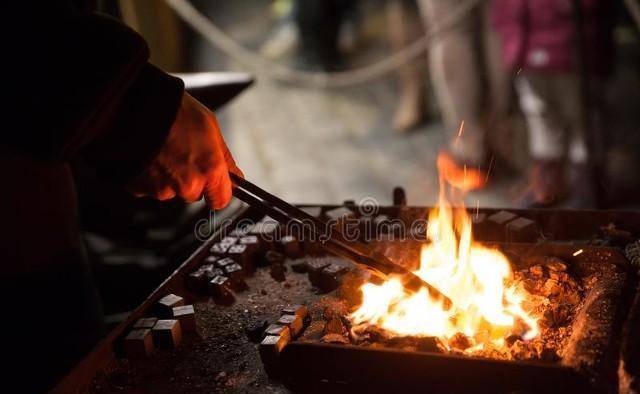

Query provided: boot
[387,0,427,132]
[516,159,568,208]
[563,163,598,209]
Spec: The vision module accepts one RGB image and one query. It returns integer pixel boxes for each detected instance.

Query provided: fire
[350,153,539,353]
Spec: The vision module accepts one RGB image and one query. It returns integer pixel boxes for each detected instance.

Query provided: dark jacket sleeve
[4,4,183,184]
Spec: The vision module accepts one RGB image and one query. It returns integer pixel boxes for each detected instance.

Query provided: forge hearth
[270,243,630,394]
[63,204,640,394]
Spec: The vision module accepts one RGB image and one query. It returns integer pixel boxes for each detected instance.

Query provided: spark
[475,200,480,219]
[454,121,465,145]
[517,68,522,75]
[573,249,584,257]
[484,156,495,183]
[463,164,467,187]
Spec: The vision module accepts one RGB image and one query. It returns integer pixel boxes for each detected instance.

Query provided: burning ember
[349,153,541,354]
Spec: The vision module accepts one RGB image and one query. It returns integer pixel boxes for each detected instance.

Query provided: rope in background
[164,0,482,88]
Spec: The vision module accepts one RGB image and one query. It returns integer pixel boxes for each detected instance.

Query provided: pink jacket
[492,0,615,75]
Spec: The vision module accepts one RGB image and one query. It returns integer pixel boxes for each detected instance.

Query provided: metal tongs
[230,173,452,306]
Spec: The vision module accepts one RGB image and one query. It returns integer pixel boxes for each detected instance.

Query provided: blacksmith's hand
[127,92,243,209]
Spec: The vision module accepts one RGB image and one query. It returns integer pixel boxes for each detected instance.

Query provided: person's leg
[294,0,343,70]
[387,0,428,132]
[418,0,486,166]
[480,0,517,169]
[514,73,569,206]
[556,74,602,208]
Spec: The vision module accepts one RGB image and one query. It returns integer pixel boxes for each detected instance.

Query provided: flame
[350,153,539,352]
[437,151,486,192]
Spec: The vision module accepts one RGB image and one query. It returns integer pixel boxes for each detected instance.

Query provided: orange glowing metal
[350,152,540,353]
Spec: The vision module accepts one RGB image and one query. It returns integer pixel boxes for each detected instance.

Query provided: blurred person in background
[493,0,616,207]
[389,0,510,189]
[294,0,360,70]
[387,0,429,132]
[260,0,361,70]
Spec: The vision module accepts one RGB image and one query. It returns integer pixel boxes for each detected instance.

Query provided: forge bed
[54,202,640,394]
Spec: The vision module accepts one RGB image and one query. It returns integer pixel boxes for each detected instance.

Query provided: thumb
[204,166,233,210]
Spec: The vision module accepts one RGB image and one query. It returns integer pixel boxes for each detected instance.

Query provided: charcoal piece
[202,265,225,279]
[259,331,290,377]
[488,210,517,225]
[265,324,292,341]
[266,250,285,265]
[172,305,196,332]
[224,263,247,290]
[229,226,251,237]
[210,242,230,256]
[208,275,235,303]
[156,294,184,317]
[223,263,244,281]
[245,320,269,343]
[123,328,154,359]
[152,319,182,348]
[321,333,349,344]
[227,244,251,272]
[319,263,350,292]
[239,235,263,265]
[506,217,540,242]
[486,210,517,241]
[301,206,322,218]
[529,265,544,278]
[449,333,471,351]
[325,207,357,235]
[325,206,356,221]
[186,269,208,292]
[215,257,236,269]
[250,219,279,243]
[307,259,331,287]
[239,235,261,249]
[543,256,567,272]
[542,279,561,297]
[203,255,219,265]
[270,263,286,282]
[323,315,345,335]
[133,317,158,329]
[291,261,308,273]
[219,236,238,245]
[279,235,301,257]
[282,304,309,323]
[187,265,223,293]
[276,314,304,338]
